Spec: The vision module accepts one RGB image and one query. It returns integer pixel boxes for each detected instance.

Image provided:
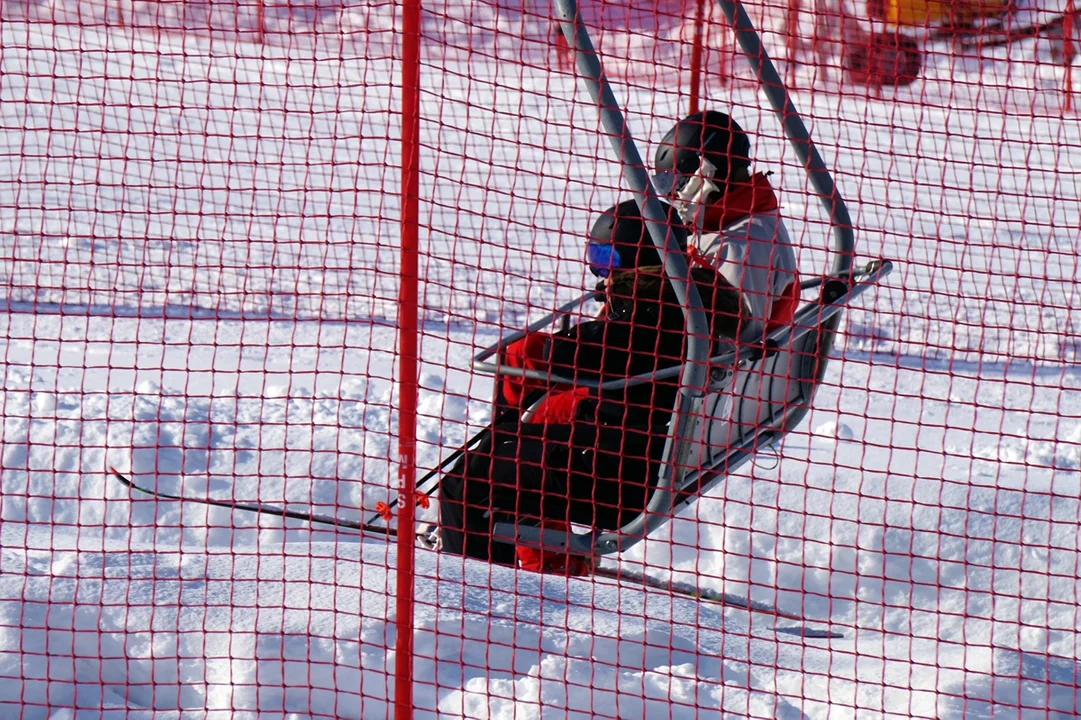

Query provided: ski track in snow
[1,524,809,719]
[0,13,1080,720]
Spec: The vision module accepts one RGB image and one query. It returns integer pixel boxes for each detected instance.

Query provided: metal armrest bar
[472,294,595,363]
[473,263,883,377]
[474,260,893,394]
[800,259,883,290]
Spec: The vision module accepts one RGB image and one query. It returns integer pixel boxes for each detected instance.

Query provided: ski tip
[775,625,844,640]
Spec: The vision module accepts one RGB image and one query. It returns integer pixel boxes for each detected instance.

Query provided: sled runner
[470,0,895,558]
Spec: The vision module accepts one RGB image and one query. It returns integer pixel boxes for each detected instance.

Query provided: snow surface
[1,11,1081,720]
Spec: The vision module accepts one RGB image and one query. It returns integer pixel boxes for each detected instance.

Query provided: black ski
[110,467,840,637]
[109,466,393,538]
[590,566,842,639]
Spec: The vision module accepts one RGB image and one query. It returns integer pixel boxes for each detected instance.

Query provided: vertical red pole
[255,0,265,44]
[718,13,729,86]
[394,0,422,707]
[1065,0,1075,111]
[688,0,707,114]
[787,0,801,85]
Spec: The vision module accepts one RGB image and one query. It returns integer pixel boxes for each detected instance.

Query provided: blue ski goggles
[586,242,622,278]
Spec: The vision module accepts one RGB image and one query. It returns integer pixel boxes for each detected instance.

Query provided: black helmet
[654,110,752,193]
[586,199,686,276]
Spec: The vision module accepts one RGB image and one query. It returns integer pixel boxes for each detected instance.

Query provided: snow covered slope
[1,12,1080,720]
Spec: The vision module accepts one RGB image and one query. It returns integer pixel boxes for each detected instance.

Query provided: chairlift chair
[471,0,895,559]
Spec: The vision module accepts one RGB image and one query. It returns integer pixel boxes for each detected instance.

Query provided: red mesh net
[1,0,1079,716]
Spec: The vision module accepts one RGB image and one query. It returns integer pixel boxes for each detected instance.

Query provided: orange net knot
[416,494,430,510]
[687,245,714,271]
[375,501,393,522]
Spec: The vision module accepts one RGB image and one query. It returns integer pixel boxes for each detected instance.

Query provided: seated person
[653,110,801,337]
[438,199,744,573]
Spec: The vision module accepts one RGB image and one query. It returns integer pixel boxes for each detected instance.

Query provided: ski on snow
[109,466,393,538]
[589,566,842,639]
[109,466,841,638]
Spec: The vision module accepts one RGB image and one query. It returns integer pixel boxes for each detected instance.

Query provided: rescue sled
[471,0,895,558]
[866,0,1007,29]
[849,1,1075,87]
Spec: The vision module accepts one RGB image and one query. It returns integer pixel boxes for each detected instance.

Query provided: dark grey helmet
[653,110,752,195]
[586,199,686,275]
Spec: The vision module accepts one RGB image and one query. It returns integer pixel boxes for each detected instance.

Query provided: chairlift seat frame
[468,0,895,559]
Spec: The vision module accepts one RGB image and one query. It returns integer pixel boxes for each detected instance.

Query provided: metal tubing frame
[489,0,859,557]
[472,260,882,390]
[715,0,855,273]
[474,261,884,393]
[520,0,714,556]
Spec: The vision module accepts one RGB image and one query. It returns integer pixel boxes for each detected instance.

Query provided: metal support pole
[1065,0,1075,112]
[689,0,708,114]
[713,0,857,444]
[392,0,422,709]
[515,0,713,555]
[714,0,855,274]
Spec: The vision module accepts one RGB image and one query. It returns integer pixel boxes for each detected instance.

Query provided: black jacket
[544,264,743,428]
[440,265,744,564]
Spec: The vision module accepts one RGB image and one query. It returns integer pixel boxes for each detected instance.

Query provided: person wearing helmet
[499,198,719,427]
[654,110,801,337]
[437,199,744,572]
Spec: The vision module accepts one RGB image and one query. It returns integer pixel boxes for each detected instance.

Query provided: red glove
[500,333,550,407]
[526,387,589,425]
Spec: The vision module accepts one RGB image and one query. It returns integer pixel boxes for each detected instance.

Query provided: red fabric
[766,278,801,331]
[500,335,594,571]
[502,336,594,570]
[700,172,780,233]
[527,387,589,425]
[500,333,550,406]
[502,333,591,424]
[515,520,593,576]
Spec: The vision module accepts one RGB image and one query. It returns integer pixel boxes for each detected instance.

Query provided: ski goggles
[586,241,622,278]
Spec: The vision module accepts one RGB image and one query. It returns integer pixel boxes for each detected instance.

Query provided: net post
[719,11,731,85]
[393,0,423,710]
[255,0,265,44]
[786,0,801,86]
[1066,1,1076,112]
